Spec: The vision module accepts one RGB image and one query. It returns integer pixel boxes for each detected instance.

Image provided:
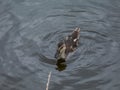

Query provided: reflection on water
[56,59,67,71]
[0,0,120,90]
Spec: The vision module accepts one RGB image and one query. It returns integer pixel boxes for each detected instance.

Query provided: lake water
[0,0,120,90]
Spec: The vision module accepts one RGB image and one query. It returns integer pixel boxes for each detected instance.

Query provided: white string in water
[46,71,52,90]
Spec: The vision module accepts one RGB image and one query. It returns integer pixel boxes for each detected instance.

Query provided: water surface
[0,0,120,90]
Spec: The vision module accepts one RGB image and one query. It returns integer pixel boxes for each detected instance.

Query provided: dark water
[0,0,120,90]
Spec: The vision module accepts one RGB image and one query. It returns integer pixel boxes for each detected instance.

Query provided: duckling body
[55,28,80,60]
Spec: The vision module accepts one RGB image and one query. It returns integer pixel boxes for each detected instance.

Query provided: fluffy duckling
[55,27,80,60]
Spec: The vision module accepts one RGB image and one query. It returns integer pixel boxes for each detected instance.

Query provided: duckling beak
[78,28,80,33]
[74,27,80,32]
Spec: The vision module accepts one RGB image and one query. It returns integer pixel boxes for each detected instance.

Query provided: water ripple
[0,0,120,90]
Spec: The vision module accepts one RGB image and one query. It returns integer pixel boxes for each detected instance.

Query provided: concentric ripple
[34,29,119,89]
[1,0,120,90]
[39,30,119,71]
[2,22,119,89]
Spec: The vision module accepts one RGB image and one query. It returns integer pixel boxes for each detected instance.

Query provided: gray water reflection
[0,0,120,90]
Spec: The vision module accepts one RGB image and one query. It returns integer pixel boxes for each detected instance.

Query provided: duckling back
[55,28,80,60]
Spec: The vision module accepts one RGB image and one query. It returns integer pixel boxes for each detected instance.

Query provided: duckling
[55,27,80,60]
